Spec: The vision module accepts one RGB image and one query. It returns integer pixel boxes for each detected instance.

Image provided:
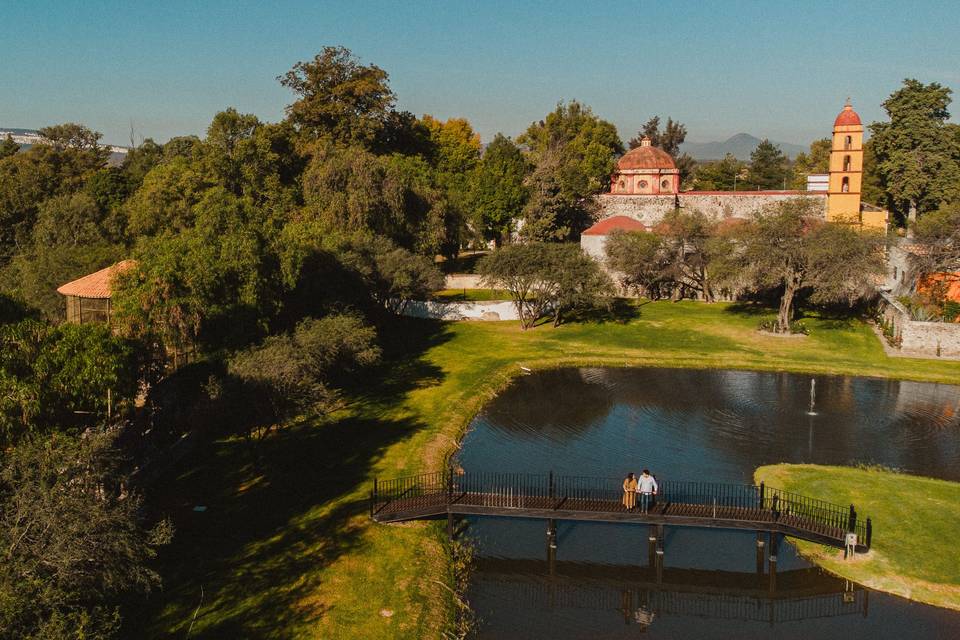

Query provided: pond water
[457,368,960,639]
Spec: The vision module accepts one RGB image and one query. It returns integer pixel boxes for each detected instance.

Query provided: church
[583,101,887,259]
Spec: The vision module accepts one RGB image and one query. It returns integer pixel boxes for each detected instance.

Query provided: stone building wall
[596,192,828,227]
[878,291,960,357]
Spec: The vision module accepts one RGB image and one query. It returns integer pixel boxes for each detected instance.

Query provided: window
[639,180,648,189]
[845,135,852,150]
[893,266,898,280]
[618,180,625,190]
[843,155,851,171]
[841,176,850,193]
[661,179,670,190]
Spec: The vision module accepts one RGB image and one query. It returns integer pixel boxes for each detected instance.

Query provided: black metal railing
[370,470,872,548]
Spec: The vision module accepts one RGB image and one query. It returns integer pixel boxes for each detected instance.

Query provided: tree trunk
[907,199,917,237]
[777,281,796,333]
[553,307,562,327]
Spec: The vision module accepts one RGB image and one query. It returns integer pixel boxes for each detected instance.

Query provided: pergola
[56,260,135,325]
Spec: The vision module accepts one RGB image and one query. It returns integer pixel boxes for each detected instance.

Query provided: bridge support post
[755,532,765,576]
[647,525,657,568]
[546,518,557,575]
[655,525,664,584]
[768,532,781,593]
[447,512,455,541]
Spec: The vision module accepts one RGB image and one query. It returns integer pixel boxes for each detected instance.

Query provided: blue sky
[4,0,959,147]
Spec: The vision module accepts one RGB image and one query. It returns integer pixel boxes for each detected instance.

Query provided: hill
[680,133,806,161]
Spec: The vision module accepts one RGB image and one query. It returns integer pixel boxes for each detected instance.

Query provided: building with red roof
[610,137,680,195]
[57,260,136,324]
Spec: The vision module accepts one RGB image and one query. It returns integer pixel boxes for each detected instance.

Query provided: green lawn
[139,301,960,638]
[755,464,960,611]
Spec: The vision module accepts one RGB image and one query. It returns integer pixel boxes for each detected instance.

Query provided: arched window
[845,135,852,150]
[843,155,851,171]
[661,179,671,191]
[841,176,850,193]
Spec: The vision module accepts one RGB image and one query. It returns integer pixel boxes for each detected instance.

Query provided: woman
[622,472,638,510]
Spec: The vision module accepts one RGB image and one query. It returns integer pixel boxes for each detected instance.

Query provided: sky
[4,0,960,147]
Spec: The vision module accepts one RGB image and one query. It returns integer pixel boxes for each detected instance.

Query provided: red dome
[834,102,862,127]
[617,140,676,170]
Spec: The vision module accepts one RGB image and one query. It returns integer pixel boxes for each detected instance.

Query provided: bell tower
[827,99,863,222]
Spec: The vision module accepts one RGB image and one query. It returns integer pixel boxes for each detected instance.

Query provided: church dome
[834,101,862,127]
[617,137,676,170]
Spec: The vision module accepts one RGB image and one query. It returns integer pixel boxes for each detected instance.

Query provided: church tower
[827,99,863,222]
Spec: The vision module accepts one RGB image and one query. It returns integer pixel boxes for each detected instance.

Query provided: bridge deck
[370,472,872,551]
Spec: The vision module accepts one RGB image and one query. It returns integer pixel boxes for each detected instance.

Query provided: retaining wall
[878,291,960,357]
[444,274,484,289]
[596,192,827,227]
[403,299,519,321]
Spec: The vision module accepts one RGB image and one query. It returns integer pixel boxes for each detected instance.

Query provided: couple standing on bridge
[622,470,658,513]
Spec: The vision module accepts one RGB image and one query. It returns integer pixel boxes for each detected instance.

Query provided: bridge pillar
[546,518,557,571]
[768,532,781,593]
[654,525,664,584]
[447,512,455,541]
[756,532,766,576]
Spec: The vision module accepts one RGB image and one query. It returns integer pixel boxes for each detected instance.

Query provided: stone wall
[596,192,828,227]
[403,299,518,321]
[878,291,960,357]
[444,273,484,289]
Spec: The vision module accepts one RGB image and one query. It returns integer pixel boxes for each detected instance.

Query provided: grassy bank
[431,288,513,301]
[142,301,960,638]
[755,464,960,611]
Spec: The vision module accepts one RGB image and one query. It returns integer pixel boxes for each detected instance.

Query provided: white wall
[403,299,519,321]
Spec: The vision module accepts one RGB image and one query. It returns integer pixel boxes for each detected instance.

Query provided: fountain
[807,378,817,416]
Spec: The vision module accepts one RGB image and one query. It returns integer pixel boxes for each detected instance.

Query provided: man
[636,469,658,514]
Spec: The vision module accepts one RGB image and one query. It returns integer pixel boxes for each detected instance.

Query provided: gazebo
[56,260,135,324]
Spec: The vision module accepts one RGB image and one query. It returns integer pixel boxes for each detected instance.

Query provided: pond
[456,368,960,639]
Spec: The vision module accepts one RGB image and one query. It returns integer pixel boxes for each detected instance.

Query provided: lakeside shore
[143,301,960,638]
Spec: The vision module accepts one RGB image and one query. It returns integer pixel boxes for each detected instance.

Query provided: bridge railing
[370,470,871,548]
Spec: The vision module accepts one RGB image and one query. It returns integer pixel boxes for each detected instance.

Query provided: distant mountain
[680,133,807,161]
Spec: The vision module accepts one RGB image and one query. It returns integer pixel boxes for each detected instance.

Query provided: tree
[38,123,105,153]
[691,154,747,191]
[910,202,960,289]
[604,229,670,297]
[747,139,789,190]
[0,321,137,448]
[629,116,696,184]
[518,101,623,241]
[335,235,445,314]
[0,134,18,159]
[548,243,614,326]
[658,208,719,301]
[279,46,395,146]
[464,134,529,245]
[478,242,611,328]
[790,138,831,190]
[716,198,883,332]
[228,313,379,441]
[870,79,960,225]
[0,432,172,639]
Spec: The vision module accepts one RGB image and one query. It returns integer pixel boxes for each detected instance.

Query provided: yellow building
[827,100,887,230]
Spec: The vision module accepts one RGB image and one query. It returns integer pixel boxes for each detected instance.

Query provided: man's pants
[640,493,653,513]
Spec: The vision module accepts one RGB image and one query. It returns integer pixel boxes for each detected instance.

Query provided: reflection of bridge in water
[475,558,868,628]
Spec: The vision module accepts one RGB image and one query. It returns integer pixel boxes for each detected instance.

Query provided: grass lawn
[430,288,513,301]
[755,464,960,611]
[138,301,960,639]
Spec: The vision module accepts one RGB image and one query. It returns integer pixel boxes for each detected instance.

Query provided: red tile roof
[617,145,676,170]
[56,260,136,299]
[583,216,647,235]
[834,102,862,127]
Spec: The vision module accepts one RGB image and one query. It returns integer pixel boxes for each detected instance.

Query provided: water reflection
[459,368,960,639]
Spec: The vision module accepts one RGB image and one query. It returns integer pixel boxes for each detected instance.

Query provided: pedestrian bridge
[370,470,872,552]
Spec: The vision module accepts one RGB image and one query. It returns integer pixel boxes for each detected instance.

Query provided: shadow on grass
[570,298,642,324]
[127,319,454,638]
[722,301,776,317]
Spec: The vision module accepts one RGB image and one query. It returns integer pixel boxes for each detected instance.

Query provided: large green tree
[747,139,789,190]
[464,134,529,245]
[279,46,395,147]
[691,153,747,191]
[870,79,960,225]
[518,101,623,241]
[0,432,171,639]
[716,198,884,332]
